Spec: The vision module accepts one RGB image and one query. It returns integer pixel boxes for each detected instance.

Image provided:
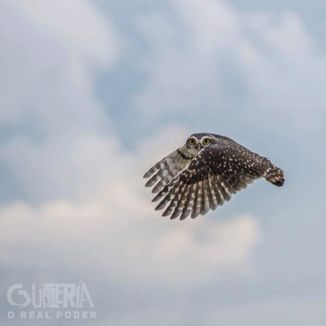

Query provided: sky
[0,0,325,325]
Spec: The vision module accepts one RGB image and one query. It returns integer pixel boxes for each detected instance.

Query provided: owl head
[185,133,219,155]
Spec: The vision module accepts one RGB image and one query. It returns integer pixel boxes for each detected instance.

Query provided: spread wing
[143,146,194,194]
[152,142,270,220]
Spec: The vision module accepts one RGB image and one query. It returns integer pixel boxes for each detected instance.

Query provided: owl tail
[265,165,285,186]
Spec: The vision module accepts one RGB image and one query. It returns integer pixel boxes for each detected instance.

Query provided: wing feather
[191,181,202,218]
[207,176,218,209]
[170,182,189,219]
[144,146,193,194]
[180,184,195,220]
[201,179,210,215]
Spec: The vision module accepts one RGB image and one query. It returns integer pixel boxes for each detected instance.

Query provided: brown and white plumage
[144,133,284,220]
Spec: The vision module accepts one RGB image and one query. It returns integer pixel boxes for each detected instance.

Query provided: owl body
[144,133,284,220]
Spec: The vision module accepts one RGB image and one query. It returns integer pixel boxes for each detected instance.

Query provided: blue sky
[0,1,326,325]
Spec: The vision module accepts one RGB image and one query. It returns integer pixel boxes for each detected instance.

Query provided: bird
[144,133,284,220]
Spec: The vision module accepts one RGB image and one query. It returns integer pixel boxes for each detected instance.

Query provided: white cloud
[134,0,326,128]
[16,0,118,67]
[0,0,121,200]
[0,0,119,129]
[0,133,124,200]
[0,172,260,285]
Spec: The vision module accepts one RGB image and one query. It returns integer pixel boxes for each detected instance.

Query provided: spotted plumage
[144,133,284,220]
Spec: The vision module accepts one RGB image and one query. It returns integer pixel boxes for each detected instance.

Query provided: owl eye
[188,138,196,145]
[202,138,211,145]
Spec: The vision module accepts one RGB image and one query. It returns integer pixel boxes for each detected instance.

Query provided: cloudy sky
[0,0,326,325]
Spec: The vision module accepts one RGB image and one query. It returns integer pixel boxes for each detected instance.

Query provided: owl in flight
[144,133,284,220]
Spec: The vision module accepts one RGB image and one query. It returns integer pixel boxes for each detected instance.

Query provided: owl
[144,133,284,220]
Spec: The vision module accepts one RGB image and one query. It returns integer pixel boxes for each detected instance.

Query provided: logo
[6,282,96,320]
